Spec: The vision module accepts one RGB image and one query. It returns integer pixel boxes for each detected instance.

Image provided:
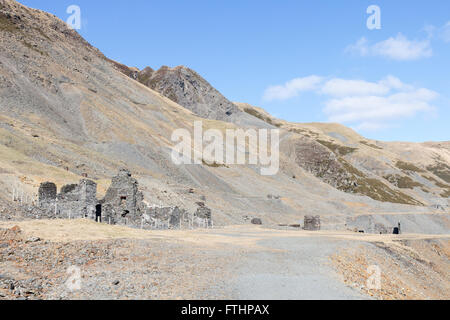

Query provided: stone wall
[100,169,146,227]
[36,169,213,229]
[303,215,321,231]
[38,179,97,219]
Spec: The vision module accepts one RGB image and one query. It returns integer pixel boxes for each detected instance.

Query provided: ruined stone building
[37,169,213,229]
[100,169,146,226]
[303,215,321,231]
[38,180,97,220]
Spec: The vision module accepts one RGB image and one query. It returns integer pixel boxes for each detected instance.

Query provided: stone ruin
[38,179,97,220]
[345,215,402,235]
[303,215,321,231]
[100,169,146,226]
[37,169,213,229]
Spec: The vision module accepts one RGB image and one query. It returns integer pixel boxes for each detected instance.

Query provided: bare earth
[1,219,448,300]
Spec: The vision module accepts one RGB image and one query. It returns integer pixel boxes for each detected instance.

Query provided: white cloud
[321,78,390,97]
[262,75,438,131]
[424,21,450,43]
[262,76,322,101]
[442,21,450,42]
[346,34,432,61]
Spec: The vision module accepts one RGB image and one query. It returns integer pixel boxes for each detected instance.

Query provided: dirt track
[1,220,449,300]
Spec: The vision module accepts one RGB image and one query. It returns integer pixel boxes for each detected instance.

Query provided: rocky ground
[331,239,450,300]
[1,219,448,300]
[0,225,234,300]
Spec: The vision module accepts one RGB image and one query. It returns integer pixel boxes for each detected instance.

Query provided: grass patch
[338,159,421,205]
[243,108,281,127]
[426,162,450,183]
[202,159,228,168]
[360,140,383,150]
[289,128,318,137]
[383,174,424,189]
[422,175,450,198]
[354,178,423,205]
[422,175,449,188]
[318,140,357,156]
[396,161,425,173]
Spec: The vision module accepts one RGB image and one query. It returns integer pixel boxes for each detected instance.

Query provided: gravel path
[229,237,368,300]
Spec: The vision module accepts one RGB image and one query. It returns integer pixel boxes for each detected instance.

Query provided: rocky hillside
[0,0,448,229]
[136,65,270,128]
[237,103,450,206]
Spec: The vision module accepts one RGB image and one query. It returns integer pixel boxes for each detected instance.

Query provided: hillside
[0,0,449,232]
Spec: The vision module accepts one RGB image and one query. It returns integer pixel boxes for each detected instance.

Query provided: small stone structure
[251,218,263,225]
[36,169,213,229]
[100,169,146,226]
[38,182,57,206]
[38,179,97,219]
[346,215,402,234]
[303,215,321,231]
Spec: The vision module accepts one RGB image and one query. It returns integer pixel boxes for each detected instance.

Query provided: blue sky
[19,0,450,142]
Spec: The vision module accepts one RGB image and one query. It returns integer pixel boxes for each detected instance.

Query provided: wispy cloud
[346,34,432,61]
[262,75,438,131]
[262,76,322,101]
[441,21,450,42]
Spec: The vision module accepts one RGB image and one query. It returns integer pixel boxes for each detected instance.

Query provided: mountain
[136,65,271,128]
[0,0,449,230]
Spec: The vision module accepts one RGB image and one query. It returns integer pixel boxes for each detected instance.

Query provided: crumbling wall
[35,170,213,229]
[38,180,97,219]
[101,169,145,227]
[304,215,321,231]
[38,182,56,206]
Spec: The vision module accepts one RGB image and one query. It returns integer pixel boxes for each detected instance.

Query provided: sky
[19,0,450,142]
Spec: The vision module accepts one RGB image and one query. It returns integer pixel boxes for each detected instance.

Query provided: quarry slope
[0,0,448,230]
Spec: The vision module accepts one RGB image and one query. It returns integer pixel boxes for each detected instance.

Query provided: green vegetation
[137,72,152,85]
[359,140,383,150]
[354,178,423,205]
[202,159,228,168]
[338,159,422,205]
[383,174,424,189]
[426,162,450,183]
[288,128,318,137]
[317,140,357,156]
[339,158,365,177]
[422,175,450,198]
[243,108,281,127]
[422,175,449,188]
[441,189,450,198]
[396,161,425,173]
